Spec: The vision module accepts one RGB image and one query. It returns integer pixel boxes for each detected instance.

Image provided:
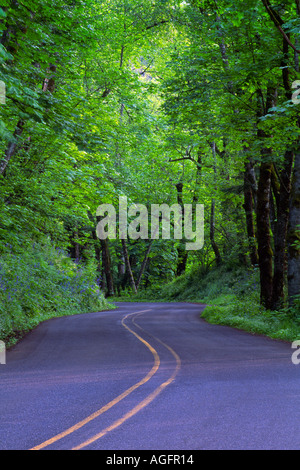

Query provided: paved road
[0,302,299,450]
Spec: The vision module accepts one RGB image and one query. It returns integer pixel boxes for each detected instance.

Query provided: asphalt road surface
[0,302,299,450]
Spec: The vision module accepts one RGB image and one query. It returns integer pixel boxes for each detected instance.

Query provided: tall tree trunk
[210,142,222,266]
[193,150,202,207]
[256,86,276,309]
[257,160,273,309]
[42,64,56,94]
[210,199,222,266]
[0,120,24,175]
[136,241,153,290]
[121,239,137,294]
[101,239,115,297]
[175,182,188,276]
[87,211,102,281]
[244,160,259,265]
[73,230,80,261]
[0,2,36,175]
[287,7,300,307]
[288,149,300,306]
[272,152,294,309]
[0,61,56,176]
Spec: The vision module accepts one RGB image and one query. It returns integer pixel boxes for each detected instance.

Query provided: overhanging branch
[261,0,300,54]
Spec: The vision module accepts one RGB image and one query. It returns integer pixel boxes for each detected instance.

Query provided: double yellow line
[30,309,181,450]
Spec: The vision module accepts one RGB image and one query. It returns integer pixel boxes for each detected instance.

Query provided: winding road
[0,302,299,450]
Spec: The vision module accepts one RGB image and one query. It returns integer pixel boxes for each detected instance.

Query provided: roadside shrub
[0,240,114,345]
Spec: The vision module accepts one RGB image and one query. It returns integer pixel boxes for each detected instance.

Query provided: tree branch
[261,0,300,53]
[145,20,168,30]
[169,156,193,163]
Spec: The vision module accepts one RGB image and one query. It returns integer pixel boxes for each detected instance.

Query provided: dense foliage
[0,0,299,343]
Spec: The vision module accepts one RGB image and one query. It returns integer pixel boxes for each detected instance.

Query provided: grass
[112,263,300,343]
[202,299,300,343]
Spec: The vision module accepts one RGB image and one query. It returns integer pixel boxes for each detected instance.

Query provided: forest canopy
[0,0,299,343]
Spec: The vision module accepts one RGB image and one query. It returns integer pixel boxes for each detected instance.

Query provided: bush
[132,263,259,304]
[0,241,114,346]
[129,262,300,342]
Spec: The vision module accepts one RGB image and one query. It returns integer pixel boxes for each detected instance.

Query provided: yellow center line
[72,315,181,450]
[132,313,181,370]
[30,309,158,451]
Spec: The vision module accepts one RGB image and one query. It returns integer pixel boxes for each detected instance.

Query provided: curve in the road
[30,309,181,451]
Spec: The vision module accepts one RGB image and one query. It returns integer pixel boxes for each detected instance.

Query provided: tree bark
[42,64,56,94]
[121,239,137,294]
[0,1,35,175]
[210,142,222,266]
[0,120,24,175]
[256,86,276,309]
[73,229,80,260]
[136,241,153,290]
[0,61,56,175]
[288,150,300,306]
[175,182,188,276]
[257,161,273,309]
[272,152,294,309]
[87,211,102,280]
[286,9,300,307]
[244,160,259,265]
[101,239,115,297]
[210,199,222,266]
